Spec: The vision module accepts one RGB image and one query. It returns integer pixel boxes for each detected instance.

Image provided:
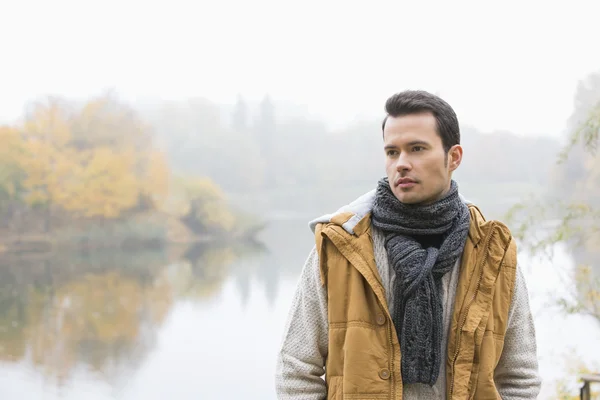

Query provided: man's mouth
[395,177,417,188]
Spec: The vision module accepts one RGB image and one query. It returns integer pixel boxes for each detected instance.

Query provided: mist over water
[1,1,600,398]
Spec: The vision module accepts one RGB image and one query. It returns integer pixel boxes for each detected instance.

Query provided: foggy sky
[1,0,599,138]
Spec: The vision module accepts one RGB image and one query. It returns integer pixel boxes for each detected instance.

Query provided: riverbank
[0,210,266,255]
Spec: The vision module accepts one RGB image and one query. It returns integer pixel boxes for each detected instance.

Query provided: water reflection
[1,215,598,399]
[0,239,268,393]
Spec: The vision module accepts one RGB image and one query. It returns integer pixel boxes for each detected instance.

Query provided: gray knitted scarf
[371,178,470,386]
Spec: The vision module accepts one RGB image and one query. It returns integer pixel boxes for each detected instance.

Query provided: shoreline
[0,225,266,256]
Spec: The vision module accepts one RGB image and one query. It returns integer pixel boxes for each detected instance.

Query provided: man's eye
[387,150,398,156]
[412,146,424,152]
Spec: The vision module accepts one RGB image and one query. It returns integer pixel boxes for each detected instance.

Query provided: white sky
[1,0,599,137]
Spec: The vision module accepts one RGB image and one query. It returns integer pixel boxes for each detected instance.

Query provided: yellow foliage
[70,92,152,150]
[552,350,600,399]
[0,126,24,199]
[22,98,72,146]
[19,99,75,207]
[139,149,171,209]
[573,264,600,320]
[158,176,235,232]
[0,299,27,361]
[182,177,236,232]
[21,269,173,381]
[158,179,193,218]
[168,247,236,300]
[2,93,236,236]
[57,147,140,218]
[7,94,172,219]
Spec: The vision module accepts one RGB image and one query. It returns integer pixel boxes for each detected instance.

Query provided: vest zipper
[448,223,496,399]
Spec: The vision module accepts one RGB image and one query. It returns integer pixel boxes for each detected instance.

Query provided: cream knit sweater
[275,225,541,399]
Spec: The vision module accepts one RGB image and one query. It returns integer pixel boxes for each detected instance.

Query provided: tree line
[2,75,596,248]
[0,93,244,248]
[142,94,562,197]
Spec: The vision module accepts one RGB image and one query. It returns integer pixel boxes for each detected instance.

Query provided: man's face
[383,112,462,205]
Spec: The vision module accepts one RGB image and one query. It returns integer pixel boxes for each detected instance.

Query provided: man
[275,90,541,399]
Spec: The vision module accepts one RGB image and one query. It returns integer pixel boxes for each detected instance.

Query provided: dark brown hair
[382,90,460,152]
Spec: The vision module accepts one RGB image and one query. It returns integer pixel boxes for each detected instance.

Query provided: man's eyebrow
[407,140,430,146]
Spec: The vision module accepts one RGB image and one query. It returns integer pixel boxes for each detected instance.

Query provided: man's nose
[396,153,411,172]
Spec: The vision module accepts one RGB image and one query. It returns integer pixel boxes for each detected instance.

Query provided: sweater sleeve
[494,262,542,399]
[275,246,329,400]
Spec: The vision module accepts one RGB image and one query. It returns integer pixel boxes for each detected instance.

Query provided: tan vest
[314,204,517,400]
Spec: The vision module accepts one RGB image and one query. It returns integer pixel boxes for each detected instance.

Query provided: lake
[0,186,599,399]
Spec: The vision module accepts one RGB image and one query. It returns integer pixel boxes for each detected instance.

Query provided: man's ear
[448,144,463,172]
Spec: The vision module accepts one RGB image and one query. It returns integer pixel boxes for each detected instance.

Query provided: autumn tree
[507,79,600,323]
[505,72,600,398]
[13,94,170,221]
[0,126,26,211]
[16,98,78,230]
[67,93,169,217]
[0,252,174,383]
[165,176,236,235]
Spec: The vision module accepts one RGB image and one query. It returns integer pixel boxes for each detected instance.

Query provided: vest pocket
[327,376,343,400]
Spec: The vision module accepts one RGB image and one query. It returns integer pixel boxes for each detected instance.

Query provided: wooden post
[580,374,600,400]
[580,381,590,400]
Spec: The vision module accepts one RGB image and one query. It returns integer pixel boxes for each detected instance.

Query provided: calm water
[0,208,599,399]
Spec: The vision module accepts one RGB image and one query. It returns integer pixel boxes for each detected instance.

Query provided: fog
[2,0,600,136]
[0,1,599,399]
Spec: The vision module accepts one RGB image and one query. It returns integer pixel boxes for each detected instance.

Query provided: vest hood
[309,188,472,235]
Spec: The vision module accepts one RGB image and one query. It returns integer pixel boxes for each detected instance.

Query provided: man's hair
[381,90,460,153]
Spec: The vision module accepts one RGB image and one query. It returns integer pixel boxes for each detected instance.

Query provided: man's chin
[393,190,422,205]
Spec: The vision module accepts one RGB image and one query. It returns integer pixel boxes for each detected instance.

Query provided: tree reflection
[0,251,173,386]
[0,238,268,387]
[170,240,266,302]
[28,270,172,383]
